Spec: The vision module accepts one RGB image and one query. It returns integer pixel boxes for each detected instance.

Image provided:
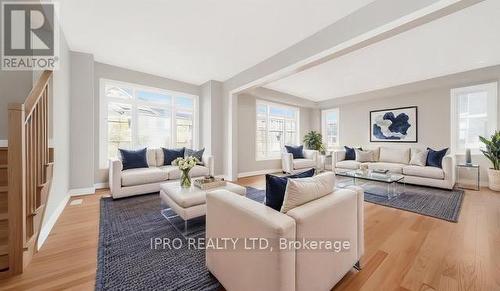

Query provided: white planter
[487,168,500,191]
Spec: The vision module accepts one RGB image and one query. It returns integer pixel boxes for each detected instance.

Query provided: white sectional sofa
[333,146,455,189]
[109,148,214,199]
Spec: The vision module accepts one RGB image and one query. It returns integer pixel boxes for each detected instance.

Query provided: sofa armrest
[442,154,455,185]
[281,152,293,173]
[109,159,123,198]
[303,149,318,162]
[202,155,214,176]
[286,188,363,291]
[332,150,346,169]
[206,190,296,291]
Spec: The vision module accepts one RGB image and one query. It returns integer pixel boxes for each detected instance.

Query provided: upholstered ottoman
[160,182,246,233]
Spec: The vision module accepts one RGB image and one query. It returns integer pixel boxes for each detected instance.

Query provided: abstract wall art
[370,106,418,142]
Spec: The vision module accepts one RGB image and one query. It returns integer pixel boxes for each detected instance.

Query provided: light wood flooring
[0,175,499,291]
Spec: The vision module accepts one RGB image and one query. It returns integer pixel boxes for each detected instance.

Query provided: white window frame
[255,99,300,161]
[322,108,340,150]
[99,78,199,169]
[450,81,498,154]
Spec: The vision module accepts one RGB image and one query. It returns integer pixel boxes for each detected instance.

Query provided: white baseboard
[94,182,109,189]
[38,195,70,250]
[238,169,282,178]
[68,187,96,196]
[0,140,7,147]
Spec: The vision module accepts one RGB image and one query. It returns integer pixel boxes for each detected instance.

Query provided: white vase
[487,168,500,191]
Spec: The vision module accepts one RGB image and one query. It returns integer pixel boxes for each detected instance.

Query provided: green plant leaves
[480,131,500,170]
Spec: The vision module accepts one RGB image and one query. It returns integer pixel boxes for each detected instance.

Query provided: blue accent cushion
[119,148,149,170]
[285,145,304,159]
[184,148,205,165]
[162,147,185,165]
[426,147,448,168]
[265,168,315,211]
[344,146,362,160]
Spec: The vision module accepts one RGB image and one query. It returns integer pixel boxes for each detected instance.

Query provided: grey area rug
[96,187,264,291]
[336,176,464,222]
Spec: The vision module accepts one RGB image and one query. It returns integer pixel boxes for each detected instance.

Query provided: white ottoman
[160,182,246,232]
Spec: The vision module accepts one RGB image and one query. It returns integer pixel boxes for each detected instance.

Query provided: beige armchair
[206,185,364,291]
[281,149,318,174]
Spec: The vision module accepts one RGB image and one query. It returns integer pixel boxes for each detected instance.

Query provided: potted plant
[303,131,326,154]
[479,131,500,191]
[173,156,199,188]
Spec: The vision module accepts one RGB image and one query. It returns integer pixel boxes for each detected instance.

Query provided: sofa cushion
[265,169,315,211]
[368,162,406,174]
[162,147,185,165]
[184,148,205,165]
[281,172,335,213]
[355,149,374,162]
[121,167,167,187]
[162,165,209,180]
[426,147,448,168]
[409,149,428,166]
[336,160,361,170]
[285,145,304,159]
[119,148,149,170]
[379,147,410,164]
[403,165,444,179]
[293,158,315,169]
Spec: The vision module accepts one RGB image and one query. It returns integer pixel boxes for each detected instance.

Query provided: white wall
[237,89,320,176]
[200,80,224,175]
[0,72,33,139]
[319,65,500,186]
[70,52,95,191]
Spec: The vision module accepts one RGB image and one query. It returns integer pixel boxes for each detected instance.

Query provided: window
[100,79,198,168]
[256,100,299,160]
[322,108,340,149]
[451,82,497,153]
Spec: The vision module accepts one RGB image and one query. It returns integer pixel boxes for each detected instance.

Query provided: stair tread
[0,213,7,221]
[0,186,6,192]
[0,244,7,256]
[0,164,6,169]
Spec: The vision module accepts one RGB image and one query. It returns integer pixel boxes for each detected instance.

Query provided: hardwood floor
[0,176,499,291]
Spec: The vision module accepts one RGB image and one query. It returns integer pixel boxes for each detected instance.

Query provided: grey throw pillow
[184,148,205,165]
[355,149,374,162]
[410,149,428,166]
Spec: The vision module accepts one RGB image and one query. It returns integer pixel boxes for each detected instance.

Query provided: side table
[456,164,480,191]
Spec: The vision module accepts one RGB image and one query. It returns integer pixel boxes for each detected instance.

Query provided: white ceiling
[265,0,500,102]
[59,0,375,85]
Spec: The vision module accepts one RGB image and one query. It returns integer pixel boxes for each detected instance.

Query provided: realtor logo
[1,1,59,70]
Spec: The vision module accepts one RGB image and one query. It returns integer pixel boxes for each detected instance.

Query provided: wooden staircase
[0,70,54,278]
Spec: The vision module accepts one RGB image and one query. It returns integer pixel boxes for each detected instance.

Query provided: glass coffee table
[335,169,405,200]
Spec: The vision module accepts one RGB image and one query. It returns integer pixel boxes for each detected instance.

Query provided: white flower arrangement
[173,156,199,171]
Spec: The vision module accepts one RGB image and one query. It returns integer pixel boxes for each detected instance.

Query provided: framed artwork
[370,106,418,143]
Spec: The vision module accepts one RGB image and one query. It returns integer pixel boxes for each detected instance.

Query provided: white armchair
[206,185,364,291]
[281,149,318,174]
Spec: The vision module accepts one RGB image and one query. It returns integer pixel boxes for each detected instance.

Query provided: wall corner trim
[37,195,71,250]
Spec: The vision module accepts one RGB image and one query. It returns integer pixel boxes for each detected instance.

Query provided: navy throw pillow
[426,147,448,168]
[119,148,148,170]
[265,168,315,211]
[162,147,185,165]
[184,148,205,165]
[344,146,362,160]
[285,145,304,159]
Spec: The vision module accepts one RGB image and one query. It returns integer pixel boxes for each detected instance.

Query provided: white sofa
[205,185,364,291]
[281,149,319,174]
[109,148,214,199]
[332,146,455,189]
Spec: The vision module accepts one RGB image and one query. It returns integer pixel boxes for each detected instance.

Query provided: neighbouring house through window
[100,79,198,168]
[322,108,339,150]
[451,82,498,154]
[256,100,299,160]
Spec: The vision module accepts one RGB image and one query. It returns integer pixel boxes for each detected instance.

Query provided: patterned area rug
[336,176,464,222]
[96,187,263,291]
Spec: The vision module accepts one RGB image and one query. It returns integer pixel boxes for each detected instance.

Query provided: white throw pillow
[355,149,374,162]
[409,149,428,166]
[379,147,410,164]
[281,172,335,213]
